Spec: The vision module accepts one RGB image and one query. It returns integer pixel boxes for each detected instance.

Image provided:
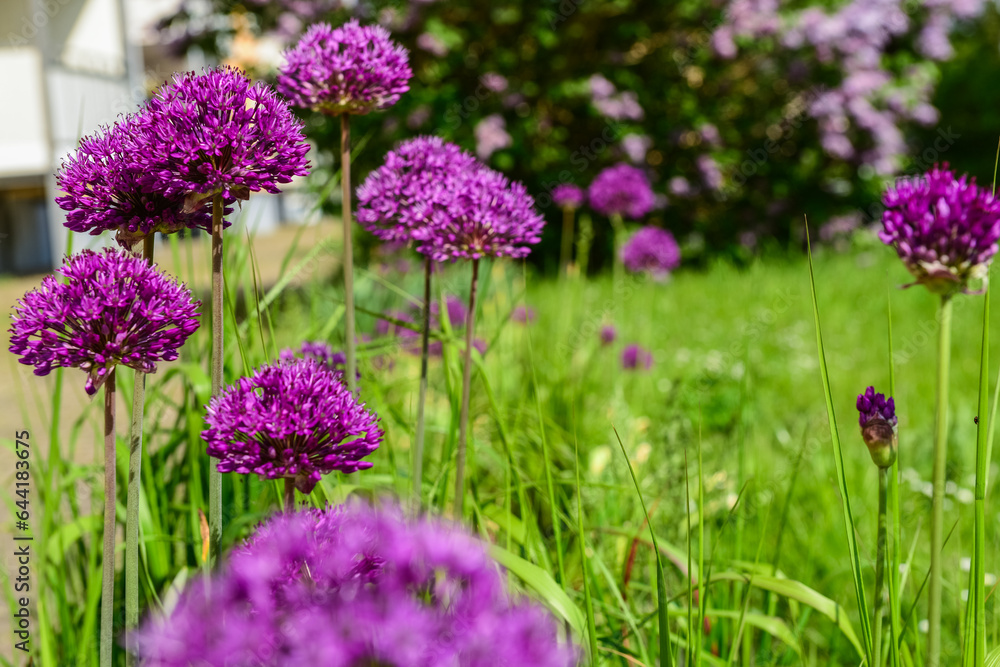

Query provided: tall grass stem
[560,206,575,277]
[875,466,889,666]
[413,257,432,509]
[454,258,480,518]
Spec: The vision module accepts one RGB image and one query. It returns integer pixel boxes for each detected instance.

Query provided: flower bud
[857,386,898,469]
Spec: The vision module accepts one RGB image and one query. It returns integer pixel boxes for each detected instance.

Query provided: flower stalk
[341,113,358,394]
[100,367,116,667]
[209,193,224,565]
[455,258,480,518]
[124,235,154,665]
[560,206,575,277]
[874,466,889,666]
[413,257,432,507]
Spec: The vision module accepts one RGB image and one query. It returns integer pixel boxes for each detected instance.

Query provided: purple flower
[880,164,1000,294]
[357,136,479,244]
[8,248,201,395]
[621,344,653,370]
[857,386,898,468]
[202,359,382,493]
[474,114,513,160]
[588,164,655,220]
[621,226,681,279]
[55,114,218,248]
[621,134,652,163]
[276,20,412,115]
[137,66,310,204]
[552,184,585,209]
[600,324,616,345]
[135,503,577,667]
[418,165,545,262]
[431,295,468,330]
[278,340,359,380]
[511,305,536,324]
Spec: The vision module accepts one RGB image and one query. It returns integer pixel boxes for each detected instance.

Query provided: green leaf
[489,544,586,639]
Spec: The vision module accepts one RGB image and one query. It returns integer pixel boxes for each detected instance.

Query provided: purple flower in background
[357,136,479,244]
[593,91,644,121]
[135,503,577,667]
[276,20,412,115]
[588,74,616,99]
[621,226,681,279]
[600,324,616,345]
[621,344,653,370]
[8,248,201,395]
[480,72,509,92]
[137,66,310,205]
[588,164,655,220]
[418,165,545,262]
[552,184,585,209]
[55,114,218,248]
[511,305,536,324]
[417,31,448,56]
[202,358,382,493]
[857,386,898,467]
[279,341,356,379]
[696,154,724,191]
[474,114,513,160]
[431,295,468,330]
[880,164,1000,294]
[621,134,652,163]
[668,176,694,197]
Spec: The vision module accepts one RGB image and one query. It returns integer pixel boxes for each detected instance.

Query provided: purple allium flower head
[588,163,655,220]
[474,114,513,160]
[357,136,479,244]
[600,324,617,345]
[621,344,653,370]
[419,165,545,262]
[137,66,310,205]
[552,183,585,210]
[55,114,220,248]
[856,386,897,429]
[511,305,536,324]
[430,294,468,330]
[277,20,412,116]
[857,386,898,467]
[880,164,1000,294]
[135,503,578,667]
[278,340,359,380]
[8,248,201,395]
[202,358,382,493]
[621,226,682,279]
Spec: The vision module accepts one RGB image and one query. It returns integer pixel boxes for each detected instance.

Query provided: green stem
[413,257,432,509]
[284,478,295,513]
[209,193,224,565]
[454,258,480,519]
[972,282,990,666]
[928,294,953,666]
[124,236,153,665]
[560,206,575,277]
[610,213,625,286]
[100,368,117,667]
[341,113,358,394]
[875,466,889,666]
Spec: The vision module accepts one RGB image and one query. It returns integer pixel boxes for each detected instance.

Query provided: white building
[0,0,296,275]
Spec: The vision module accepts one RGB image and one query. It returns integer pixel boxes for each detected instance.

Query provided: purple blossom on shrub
[357,136,479,244]
[202,358,382,493]
[8,248,201,395]
[552,184,584,209]
[621,344,653,370]
[600,324,617,345]
[474,114,512,160]
[880,164,1000,294]
[55,114,219,248]
[276,20,412,115]
[134,503,577,667]
[588,164,655,220]
[621,226,681,279]
[418,165,545,262]
[137,66,310,204]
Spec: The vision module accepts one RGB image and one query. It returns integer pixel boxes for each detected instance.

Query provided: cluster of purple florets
[620,226,681,279]
[588,163,656,219]
[202,358,383,493]
[880,164,1000,293]
[135,503,577,667]
[277,20,412,115]
[8,248,201,395]
[856,386,897,429]
[358,136,545,262]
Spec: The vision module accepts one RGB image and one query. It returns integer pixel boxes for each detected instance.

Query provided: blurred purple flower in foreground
[512,305,537,324]
[588,164,655,220]
[277,20,412,115]
[8,248,200,395]
[880,164,1000,294]
[203,358,382,493]
[135,503,577,666]
[622,344,653,370]
[621,226,681,279]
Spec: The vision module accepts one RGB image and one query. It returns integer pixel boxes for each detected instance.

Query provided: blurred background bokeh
[1,0,999,274]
